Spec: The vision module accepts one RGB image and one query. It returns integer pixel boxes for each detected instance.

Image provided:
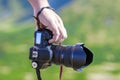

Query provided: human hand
[34,8,67,44]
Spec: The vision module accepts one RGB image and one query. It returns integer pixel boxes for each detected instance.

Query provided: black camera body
[29,29,93,71]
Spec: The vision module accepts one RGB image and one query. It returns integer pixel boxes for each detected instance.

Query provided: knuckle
[63,34,67,39]
[55,32,60,36]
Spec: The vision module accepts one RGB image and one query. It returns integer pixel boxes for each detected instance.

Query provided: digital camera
[29,29,93,71]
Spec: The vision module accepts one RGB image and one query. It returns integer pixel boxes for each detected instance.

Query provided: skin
[28,0,67,44]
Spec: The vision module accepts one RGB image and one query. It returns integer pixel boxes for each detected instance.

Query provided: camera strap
[59,65,63,80]
[35,66,63,80]
[36,69,42,80]
[59,43,64,80]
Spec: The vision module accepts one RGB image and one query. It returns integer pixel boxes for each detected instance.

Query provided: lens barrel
[51,43,93,70]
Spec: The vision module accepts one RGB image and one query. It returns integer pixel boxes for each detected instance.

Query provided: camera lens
[51,43,93,70]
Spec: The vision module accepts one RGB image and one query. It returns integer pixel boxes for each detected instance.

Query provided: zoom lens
[51,43,93,70]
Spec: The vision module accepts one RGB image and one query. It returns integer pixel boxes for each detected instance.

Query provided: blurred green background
[0,0,120,80]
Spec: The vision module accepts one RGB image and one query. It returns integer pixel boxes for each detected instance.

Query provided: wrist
[34,6,51,17]
[34,7,54,17]
[34,6,50,17]
[28,0,50,15]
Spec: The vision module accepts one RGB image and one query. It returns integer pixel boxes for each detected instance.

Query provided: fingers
[48,22,60,43]
[56,23,67,43]
[57,15,67,39]
[48,16,67,44]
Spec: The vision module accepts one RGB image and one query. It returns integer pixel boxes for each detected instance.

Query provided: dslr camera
[29,29,93,71]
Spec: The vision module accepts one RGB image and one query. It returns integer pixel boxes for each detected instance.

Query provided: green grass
[0,0,120,80]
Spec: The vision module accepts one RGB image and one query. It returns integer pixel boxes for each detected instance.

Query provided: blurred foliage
[0,0,120,80]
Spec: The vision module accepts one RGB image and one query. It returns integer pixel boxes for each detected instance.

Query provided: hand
[34,8,67,44]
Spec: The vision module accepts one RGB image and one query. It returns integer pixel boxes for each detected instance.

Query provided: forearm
[28,0,50,15]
